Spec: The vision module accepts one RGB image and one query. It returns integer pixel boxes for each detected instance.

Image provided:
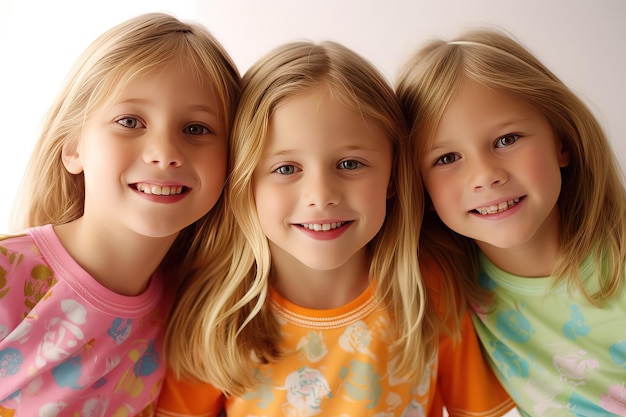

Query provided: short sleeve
[156,368,225,417]
[437,312,515,417]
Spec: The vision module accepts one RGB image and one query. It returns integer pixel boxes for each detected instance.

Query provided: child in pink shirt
[0,12,240,416]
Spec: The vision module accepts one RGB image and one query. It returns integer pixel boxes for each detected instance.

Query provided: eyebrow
[114,98,220,115]
[493,119,529,129]
[264,144,376,157]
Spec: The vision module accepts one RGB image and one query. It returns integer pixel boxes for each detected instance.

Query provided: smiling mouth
[473,197,522,215]
[131,183,187,196]
[299,221,349,231]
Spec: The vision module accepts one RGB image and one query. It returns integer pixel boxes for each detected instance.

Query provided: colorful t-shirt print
[157,283,513,417]
[0,225,169,416]
[472,253,626,417]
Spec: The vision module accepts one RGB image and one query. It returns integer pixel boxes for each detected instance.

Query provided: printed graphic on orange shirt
[242,368,275,409]
[338,360,381,408]
[283,366,332,416]
[296,331,327,363]
[338,321,374,358]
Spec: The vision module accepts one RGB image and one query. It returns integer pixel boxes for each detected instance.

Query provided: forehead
[435,79,545,136]
[269,85,382,141]
[450,79,535,113]
[92,62,217,112]
[97,53,211,98]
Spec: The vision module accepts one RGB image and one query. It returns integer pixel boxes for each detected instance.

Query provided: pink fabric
[0,225,168,416]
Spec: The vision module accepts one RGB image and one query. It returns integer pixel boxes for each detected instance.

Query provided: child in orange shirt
[157,40,513,417]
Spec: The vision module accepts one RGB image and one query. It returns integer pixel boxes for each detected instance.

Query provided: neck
[54,218,177,295]
[478,207,561,277]
[269,246,370,310]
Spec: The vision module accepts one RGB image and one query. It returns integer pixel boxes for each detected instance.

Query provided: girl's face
[63,62,228,240]
[420,79,569,269]
[252,85,392,275]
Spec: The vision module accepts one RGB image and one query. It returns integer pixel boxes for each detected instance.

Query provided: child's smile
[253,84,392,275]
[421,78,569,272]
[64,62,227,240]
[472,196,523,216]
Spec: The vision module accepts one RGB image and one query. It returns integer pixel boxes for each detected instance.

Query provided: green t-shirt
[472,253,626,417]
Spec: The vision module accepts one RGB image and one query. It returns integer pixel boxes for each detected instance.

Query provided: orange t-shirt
[156,283,513,417]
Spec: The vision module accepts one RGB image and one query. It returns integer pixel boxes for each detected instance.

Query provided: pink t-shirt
[0,225,169,416]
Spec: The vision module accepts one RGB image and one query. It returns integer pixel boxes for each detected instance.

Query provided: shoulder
[0,227,59,343]
[0,227,50,277]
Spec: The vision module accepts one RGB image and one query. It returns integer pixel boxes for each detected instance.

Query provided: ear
[556,138,570,168]
[61,140,84,174]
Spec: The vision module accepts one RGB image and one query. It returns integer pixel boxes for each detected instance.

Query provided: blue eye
[496,134,520,148]
[339,160,361,170]
[275,165,298,175]
[116,116,144,129]
[434,153,459,165]
[185,124,211,135]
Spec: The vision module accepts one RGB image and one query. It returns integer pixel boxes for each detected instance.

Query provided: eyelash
[273,159,363,175]
[274,165,299,175]
[496,134,520,148]
[115,116,212,135]
[184,124,212,135]
[116,116,144,129]
[434,153,459,165]
[433,134,521,165]
[338,160,362,170]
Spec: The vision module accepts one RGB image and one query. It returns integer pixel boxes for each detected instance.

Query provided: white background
[1,1,624,414]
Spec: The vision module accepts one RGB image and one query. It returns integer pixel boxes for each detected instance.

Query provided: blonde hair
[167,40,442,396]
[10,13,241,283]
[397,27,626,305]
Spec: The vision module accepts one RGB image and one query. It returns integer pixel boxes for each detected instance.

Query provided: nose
[468,154,508,190]
[142,130,184,168]
[303,168,341,207]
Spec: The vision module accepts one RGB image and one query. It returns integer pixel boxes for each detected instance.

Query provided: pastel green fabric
[472,253,626,417]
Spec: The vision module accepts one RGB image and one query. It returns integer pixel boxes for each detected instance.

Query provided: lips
[473,197,522,215]
[131,183,187,196]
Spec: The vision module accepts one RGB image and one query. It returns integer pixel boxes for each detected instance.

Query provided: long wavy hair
[397,28,626,305]
[167,40,445,396]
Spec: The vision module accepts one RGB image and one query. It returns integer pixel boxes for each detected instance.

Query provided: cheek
[203,157,228,185]
[196,147,228,189]
[422,174,450,209]
[356,179,390,228]
[83,147,127,182]
[253,183,287,226]
[530,159,563,204]
[521,151,563,187]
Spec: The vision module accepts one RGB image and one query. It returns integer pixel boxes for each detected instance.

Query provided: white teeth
[136,183,184,196]
[301,222,346,231]
[475,198,520,215]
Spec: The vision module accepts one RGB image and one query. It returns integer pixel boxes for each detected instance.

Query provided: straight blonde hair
[167,40,450,396]
[397,28,626,305]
